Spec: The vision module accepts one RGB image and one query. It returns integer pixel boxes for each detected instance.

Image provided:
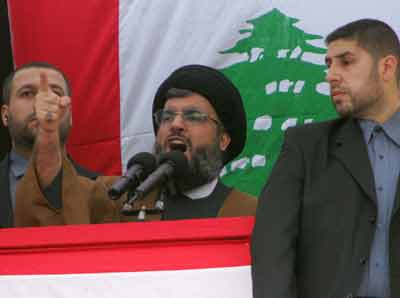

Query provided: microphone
[121,150,189,213]
[108,152,157,200]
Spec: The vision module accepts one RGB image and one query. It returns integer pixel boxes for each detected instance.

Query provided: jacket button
[359,257,368,265]
[368,216,376,224]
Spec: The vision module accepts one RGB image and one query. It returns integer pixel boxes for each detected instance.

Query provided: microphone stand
[121,180,177,219]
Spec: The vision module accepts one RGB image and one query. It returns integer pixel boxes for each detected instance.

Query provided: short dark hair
[326,19,400,80]
[1,61,72,105]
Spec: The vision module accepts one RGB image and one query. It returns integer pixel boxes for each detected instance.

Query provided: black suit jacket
[0,153,99,228]
[252,117,400,298]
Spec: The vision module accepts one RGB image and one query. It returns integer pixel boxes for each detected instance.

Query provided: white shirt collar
[182,177,218,200]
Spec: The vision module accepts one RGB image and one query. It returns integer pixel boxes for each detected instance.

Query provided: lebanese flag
[8,0,400,195]
[7,0,256,175]
[0,217,253,298]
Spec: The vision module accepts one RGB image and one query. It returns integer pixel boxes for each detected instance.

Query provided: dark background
[1,1,14,160]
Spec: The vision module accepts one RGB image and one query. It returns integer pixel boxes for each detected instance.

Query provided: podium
[0,216,254,298]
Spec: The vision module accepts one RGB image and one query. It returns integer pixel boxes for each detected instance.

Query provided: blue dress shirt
[358,110,400,298]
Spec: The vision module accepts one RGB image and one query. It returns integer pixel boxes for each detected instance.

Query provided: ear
[1,105,9,127]
[379,55,398,82]
[219,132,231,152]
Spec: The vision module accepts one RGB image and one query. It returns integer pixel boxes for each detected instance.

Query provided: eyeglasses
[154,109,221,126]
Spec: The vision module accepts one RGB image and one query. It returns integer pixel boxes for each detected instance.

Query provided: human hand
[34,72,71,133]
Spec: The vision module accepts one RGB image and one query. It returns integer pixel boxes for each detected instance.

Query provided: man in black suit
[252,19,400,298]
[0,61,97,228]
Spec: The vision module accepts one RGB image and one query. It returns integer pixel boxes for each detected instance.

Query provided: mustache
[329,84,348,93]
[167,132,192,147]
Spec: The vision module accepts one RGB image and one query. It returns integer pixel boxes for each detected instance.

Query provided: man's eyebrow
[325,51,354,64]
[15,84,36,92]
[15,83,65,95]
[335,51,354,59]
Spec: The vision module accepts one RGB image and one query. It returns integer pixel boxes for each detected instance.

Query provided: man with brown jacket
[16,64,256,226]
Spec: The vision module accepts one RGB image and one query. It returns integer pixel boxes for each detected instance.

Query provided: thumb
[59,96,71,108]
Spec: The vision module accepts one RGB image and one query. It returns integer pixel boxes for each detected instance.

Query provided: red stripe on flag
[8,0,122,175]
[0,217,254,275]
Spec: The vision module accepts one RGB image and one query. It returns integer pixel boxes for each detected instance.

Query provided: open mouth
[170,142,187,152]
[167,137,189,153]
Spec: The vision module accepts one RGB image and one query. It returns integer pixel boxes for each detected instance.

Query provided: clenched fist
[34,72,71,133]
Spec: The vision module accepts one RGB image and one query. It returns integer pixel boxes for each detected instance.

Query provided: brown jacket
[15,157,257,227]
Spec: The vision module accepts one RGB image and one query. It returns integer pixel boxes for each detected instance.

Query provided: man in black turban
[141,64,256,220]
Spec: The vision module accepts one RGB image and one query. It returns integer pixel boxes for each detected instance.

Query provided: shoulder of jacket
[285,118,343,142]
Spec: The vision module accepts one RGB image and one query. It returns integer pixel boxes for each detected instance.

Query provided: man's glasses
[154,109,221,126]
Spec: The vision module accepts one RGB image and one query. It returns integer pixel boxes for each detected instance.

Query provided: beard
[8,112,71,150]
[335,64,384,119]
[7,112,36,149]
[154,138,224,192]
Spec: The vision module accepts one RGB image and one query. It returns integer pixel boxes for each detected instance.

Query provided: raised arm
[33,72,71,188]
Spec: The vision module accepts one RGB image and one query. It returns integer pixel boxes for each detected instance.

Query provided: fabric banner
[7,0,400,196]
[0,217,253,298]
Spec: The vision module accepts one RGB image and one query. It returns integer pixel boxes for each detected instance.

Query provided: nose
[325,65,340,84]
[169,113,186,131]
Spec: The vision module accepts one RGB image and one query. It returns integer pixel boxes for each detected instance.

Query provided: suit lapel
[0,155,14,228]
[331,118,377,203]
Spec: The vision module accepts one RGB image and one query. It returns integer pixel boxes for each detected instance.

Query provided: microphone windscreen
[158,150,190,179]
[127,152,157,176]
